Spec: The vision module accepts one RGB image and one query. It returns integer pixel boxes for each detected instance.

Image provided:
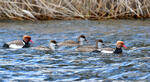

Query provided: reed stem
[0,0,150,20]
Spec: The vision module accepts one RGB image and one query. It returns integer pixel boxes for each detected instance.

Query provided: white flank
[9,44,23,49]
[101,50,113,54]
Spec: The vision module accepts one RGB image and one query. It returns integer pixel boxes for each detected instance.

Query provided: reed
[0,0,150,20]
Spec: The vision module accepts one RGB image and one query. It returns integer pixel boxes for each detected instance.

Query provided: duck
[98,41,128,54]
[32,40,58,51]
[75,39,104,52]
[3,35,33,49]
[58,35,88,46]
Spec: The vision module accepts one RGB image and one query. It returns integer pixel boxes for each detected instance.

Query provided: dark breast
[113,47,122,54]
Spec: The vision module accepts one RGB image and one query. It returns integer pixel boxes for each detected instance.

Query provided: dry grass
[0,0,150,20]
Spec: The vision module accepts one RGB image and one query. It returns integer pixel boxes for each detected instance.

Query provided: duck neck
[22,40,30,48]
[23,40,28,44]
[78,37,85,45]
[96,42,103,49]
[50,43,56,50]
[114,47,122,54]
[79,41,84,45]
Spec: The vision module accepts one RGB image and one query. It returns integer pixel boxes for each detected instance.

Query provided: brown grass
[0,0,150,20]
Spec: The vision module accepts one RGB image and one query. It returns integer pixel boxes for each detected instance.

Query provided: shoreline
[0,0,150,21]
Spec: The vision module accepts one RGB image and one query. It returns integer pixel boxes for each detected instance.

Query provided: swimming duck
[58,35,88,46]
[99,41,127,54]
[3,35,33,49]
[32,40,58,51]
[75,39,104,52]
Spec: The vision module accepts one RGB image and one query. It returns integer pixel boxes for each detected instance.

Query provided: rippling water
[0,20,150,81]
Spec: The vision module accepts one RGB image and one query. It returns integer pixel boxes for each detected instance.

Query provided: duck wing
[4,40,25,48]
[58,40,78,46]
[76,45,96,52]
[101,48,114,51]
[32,45,51,51]
[7,40,24,45]
[97,48,114,54]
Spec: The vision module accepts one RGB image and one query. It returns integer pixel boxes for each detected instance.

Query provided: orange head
[23,35,33,43]
[116,41,127,48]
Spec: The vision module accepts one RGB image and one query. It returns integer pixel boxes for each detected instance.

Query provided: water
[0,20,150,81]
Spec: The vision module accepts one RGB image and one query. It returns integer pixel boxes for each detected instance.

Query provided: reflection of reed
[0,0,150,20]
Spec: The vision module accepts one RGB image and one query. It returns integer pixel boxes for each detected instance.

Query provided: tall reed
[0,0,150,20]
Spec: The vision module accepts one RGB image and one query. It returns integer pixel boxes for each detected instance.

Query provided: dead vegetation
[0,0,150,20]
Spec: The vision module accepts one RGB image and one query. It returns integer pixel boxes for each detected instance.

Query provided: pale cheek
[98,43,102,47]
[80,38,85,41]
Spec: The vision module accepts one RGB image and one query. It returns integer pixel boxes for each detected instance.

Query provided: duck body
[58,40,79,46]
[75,45,97,52]
[75,39,104,52]
[100,47,122,54]
[2,35,33,49]
[32,40,58,51]
[32,46,51,51]
[99,41,127,54]
[99,48,114,54]
[3,40,30,49]
[58,35,88,47]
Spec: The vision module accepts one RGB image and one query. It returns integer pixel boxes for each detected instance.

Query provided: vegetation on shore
[0,0,150,20]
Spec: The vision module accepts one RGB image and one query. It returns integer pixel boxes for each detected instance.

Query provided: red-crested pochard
[58,35,88,46]
[3,35,33,49]
[75,39,104,52]
[98,41,128,54]
[32,40,58,51]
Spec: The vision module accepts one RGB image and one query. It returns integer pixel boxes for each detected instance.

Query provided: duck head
[49,40,58,50]
[116,41,127,48]
[23,35,33,43]
[96,39,104,49]
[78,35,88,45]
